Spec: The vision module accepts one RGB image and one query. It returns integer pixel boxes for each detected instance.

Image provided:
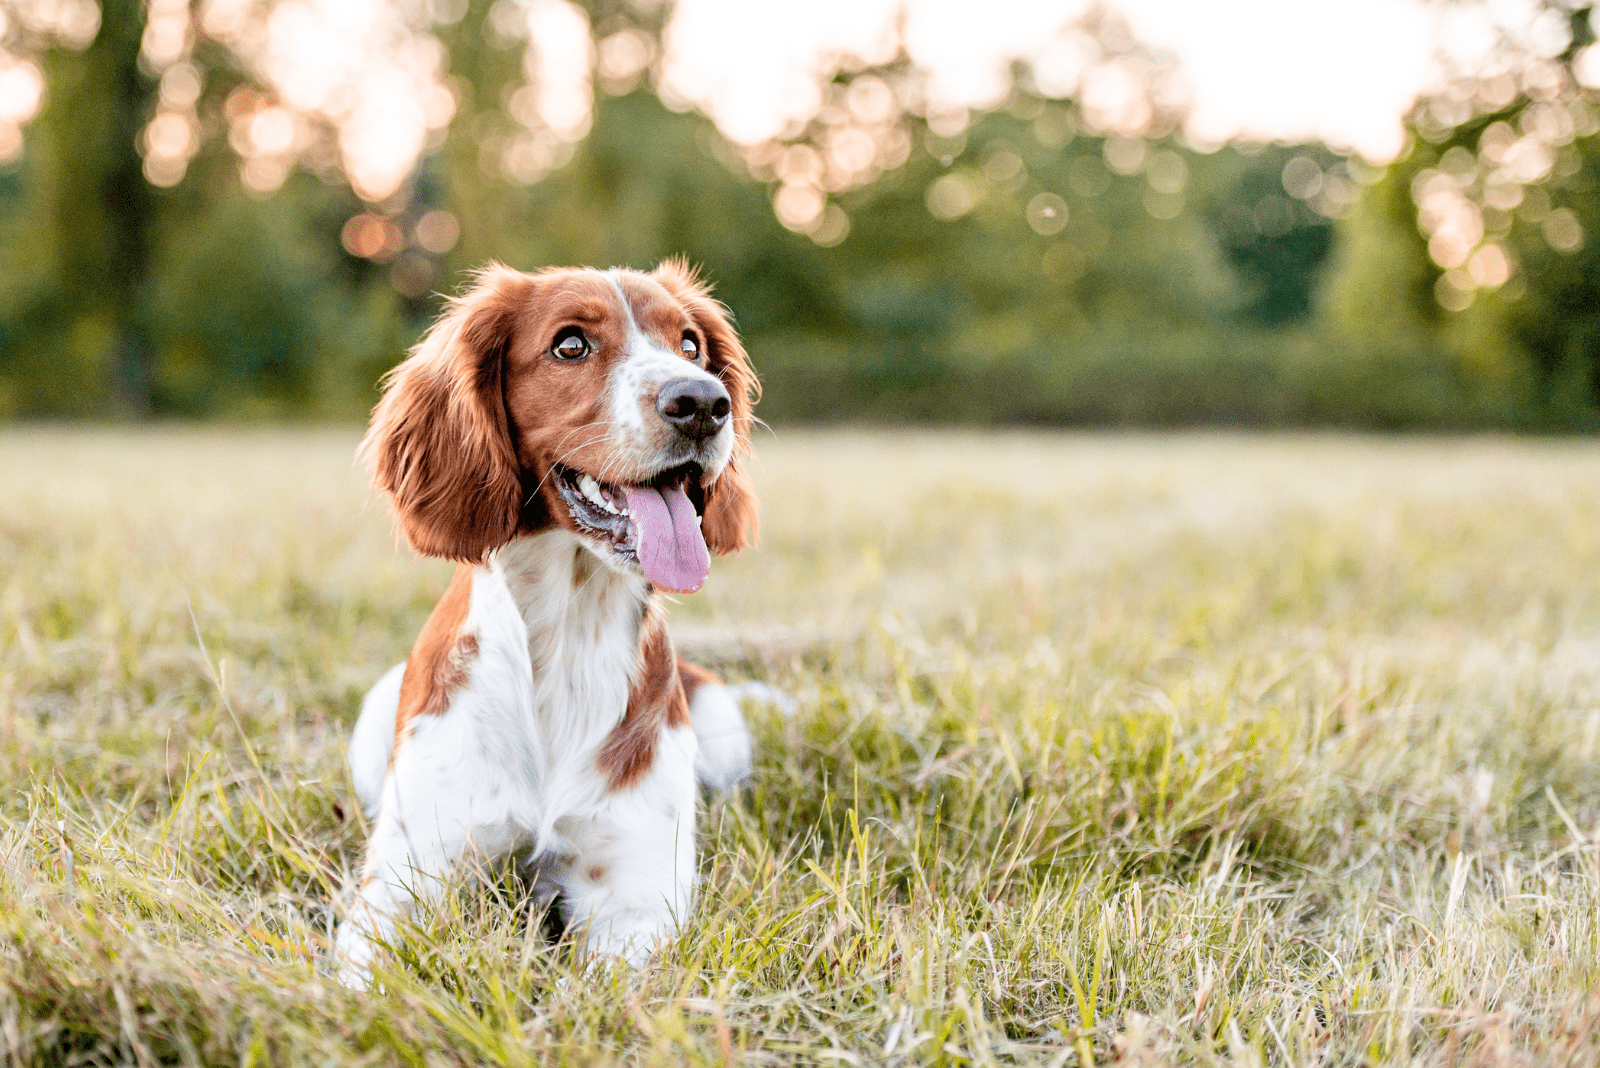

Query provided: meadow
[2,428,1600,1066]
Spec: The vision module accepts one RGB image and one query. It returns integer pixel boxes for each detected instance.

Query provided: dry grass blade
[0,428,1599,1065]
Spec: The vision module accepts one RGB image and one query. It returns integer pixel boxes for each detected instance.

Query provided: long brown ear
[652,258,760,554]
[700,453,759,554]
[361,265,531,563]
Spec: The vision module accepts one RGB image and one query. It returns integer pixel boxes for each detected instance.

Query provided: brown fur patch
[361,266,531,563]
[597,613,690,791]
[676,659,722,712]
[394,565,478,746]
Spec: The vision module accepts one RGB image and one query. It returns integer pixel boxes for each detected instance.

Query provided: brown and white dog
[334,260,759,986]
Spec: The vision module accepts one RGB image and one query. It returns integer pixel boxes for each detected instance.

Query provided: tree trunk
[39,0,156,415]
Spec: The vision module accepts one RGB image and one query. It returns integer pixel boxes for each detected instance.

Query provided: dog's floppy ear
[361,264,531,563]
[699,453,759,555]
[652,258,760,554]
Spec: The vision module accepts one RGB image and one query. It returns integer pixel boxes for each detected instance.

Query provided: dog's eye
[680,335,700,360]
[551,329,591,361]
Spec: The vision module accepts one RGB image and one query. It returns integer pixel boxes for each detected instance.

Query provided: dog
[334,260,759,986]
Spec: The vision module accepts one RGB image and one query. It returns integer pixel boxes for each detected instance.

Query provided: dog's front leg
[335,744,521,987]
[553,750,698,968]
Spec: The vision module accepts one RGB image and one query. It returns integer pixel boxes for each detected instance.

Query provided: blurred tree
[0,0,159,414]
[1487,128,1599,424]
[0,0,1595,430]
[1325,0,1600,426]
[1199,147,1336,327]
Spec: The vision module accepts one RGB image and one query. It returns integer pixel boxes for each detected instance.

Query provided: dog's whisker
[525,432,624,503]
[549,420,624,453]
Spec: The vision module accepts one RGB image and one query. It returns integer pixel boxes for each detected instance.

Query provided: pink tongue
[622,484,711,593]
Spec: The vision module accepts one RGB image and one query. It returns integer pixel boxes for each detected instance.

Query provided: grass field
[4,429,1600,1066]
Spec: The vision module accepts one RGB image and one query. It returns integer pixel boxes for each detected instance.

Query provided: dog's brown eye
[552,329,590,361]
[680,335,699,360]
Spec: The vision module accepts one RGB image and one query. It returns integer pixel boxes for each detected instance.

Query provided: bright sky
[4,0,1573,202]
[660,0,1565,161]
[1112,0,1438,159]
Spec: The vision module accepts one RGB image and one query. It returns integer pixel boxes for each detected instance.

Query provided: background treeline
[0,0,1596,429]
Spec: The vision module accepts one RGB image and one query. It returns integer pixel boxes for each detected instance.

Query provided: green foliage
[1320,116,1600,431]
[1,0,162,415]
[1199,146,1336,327]
[0,0,1597,427]
[1494,130,1600,422]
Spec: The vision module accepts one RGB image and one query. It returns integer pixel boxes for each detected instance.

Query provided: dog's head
[362,260,758,592]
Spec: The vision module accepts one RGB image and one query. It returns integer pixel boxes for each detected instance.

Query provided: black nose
[656,377,731,441]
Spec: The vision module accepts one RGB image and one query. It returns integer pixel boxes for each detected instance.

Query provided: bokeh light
[0,59,43,125]
[596,28,653,95]
[496,0,593,186]
[1544,207,1584,253]
[809,203,850,247]
[926,172,979,221]
[1281,156,1322,201]
[1467,243,1510,287]
[1101,135,1144,176]
[341,213,403,261]
[773,182,825,232]
[413,210,459,255]
[0,0,98,163]
[1145,149,1186,194]
[1025,192,1068,235]
[0,0,1587,274]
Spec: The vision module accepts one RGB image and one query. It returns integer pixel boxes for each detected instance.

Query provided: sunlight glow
[203,0,455,200]
[0,57,43,125]
[659,0,1211,146]
[1577,44,1600,90]
[7,0,98,49]
[650,0,1480,241]
[1114,0,1437,160]
[138,0,199,186]
[0,0,1586,266]
[497,0,593,185]
[657,0,1458,162]
[0,0,98,163]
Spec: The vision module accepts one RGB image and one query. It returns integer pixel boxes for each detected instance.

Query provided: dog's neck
[490,529,653,730]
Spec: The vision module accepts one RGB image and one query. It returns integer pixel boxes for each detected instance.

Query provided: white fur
[352,656,757,802]
[350,662,404,818]
[689,684,753,790]
[725,681,799,717]
[335,531,712,986]
[603,270,734,481]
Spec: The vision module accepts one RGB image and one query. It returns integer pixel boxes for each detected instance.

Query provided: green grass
[4,428,1600,1066]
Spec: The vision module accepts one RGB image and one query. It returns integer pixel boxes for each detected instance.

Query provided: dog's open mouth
[553,463,710,592]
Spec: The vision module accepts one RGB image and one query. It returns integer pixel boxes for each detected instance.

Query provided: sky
[1112,0,1438,159]
[3,0,1580,202]
[660,0,1573,161]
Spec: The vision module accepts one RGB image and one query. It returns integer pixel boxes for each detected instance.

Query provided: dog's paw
[691,684,754,790]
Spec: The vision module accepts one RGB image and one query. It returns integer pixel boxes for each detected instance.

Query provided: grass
[3,428,1600,1065]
